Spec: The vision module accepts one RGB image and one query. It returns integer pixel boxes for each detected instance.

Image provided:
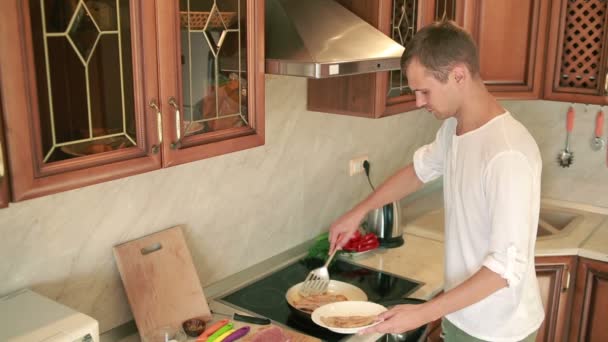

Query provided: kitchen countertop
[401,187,608,261]
[343,235,444,302]
[102,187,608,342]
[580,218,608,262]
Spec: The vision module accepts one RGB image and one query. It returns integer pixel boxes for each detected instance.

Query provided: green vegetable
[306,232,347,265]
[307,232,330,260]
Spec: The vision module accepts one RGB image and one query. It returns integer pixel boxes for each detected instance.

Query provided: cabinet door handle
[0,139,4,180]
[562,268,571,292]
[168,97,181,149]
[149,100,162,154]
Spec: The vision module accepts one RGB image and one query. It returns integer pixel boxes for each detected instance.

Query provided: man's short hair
[401,20,480,83]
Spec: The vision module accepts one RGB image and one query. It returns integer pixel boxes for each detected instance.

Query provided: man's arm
[362,267,507,334]
[329,163,423,253]
[426,266,508,320]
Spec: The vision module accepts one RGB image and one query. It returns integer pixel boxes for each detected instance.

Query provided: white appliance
[0,289,99,342]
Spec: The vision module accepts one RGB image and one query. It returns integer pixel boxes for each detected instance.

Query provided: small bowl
[182,318,206,337]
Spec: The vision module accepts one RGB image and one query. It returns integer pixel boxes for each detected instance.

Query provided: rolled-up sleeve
[482,151,536,287]
[413,122,449,183]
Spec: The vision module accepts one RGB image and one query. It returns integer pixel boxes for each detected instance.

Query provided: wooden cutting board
[113,226,211,340]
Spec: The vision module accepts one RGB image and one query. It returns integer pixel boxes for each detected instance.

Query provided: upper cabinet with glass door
[386,0,459,112]
[0,0,264,202]
[156,0,264,167]
[307,0,458,118]
[0,0,161,201]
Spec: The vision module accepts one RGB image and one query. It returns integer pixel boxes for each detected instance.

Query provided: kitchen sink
[536,209,581,237]
[404,207,583,241]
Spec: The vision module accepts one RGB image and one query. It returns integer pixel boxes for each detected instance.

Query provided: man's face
[405,58,460,120]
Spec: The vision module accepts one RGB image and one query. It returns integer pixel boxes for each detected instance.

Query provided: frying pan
[285,280,367,320]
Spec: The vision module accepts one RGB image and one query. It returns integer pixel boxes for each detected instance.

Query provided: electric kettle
[365,201,404,248]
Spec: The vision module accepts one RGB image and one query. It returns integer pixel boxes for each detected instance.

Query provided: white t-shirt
[413,112,545,341]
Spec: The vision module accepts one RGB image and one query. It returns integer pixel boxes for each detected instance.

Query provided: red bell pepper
[343,231,379,252]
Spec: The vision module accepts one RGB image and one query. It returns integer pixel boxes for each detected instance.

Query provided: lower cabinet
[420,255,606,342]
[535,256,577,342]
[568,257,608,341]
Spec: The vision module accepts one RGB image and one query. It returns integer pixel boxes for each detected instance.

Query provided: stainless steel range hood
[265,0,405,78]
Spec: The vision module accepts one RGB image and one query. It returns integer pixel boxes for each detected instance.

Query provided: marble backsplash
[0,75,440,332]
[2,76,608,333]
[503,100,608,208]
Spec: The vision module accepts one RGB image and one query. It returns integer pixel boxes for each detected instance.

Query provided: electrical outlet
[349,156,368,176]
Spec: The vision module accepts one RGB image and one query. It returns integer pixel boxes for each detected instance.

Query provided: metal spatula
[299,249,338,296]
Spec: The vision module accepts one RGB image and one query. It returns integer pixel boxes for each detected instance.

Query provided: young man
[328,21,544,341]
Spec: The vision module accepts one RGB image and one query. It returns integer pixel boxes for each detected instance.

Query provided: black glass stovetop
[218,257,423,342]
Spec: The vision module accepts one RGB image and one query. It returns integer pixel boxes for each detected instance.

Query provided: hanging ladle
[591,108,605,151]
[558,106,575,167]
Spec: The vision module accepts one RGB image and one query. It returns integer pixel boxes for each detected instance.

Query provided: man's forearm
[353,164,423,214]
[424,267,508,321]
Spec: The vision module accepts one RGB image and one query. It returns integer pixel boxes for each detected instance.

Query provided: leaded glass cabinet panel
[387,0,457,98]
[157,0,264,166]
[29,0,139,162]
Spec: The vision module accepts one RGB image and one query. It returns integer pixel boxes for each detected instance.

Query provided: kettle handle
[383,203,394,229]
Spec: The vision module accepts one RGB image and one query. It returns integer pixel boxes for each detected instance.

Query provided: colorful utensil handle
[596,110,604,137]
[222,326,251,342]
[204,322,234,341]
[196,319,230,341]
[212,328,235,342]
[567,106,575,133]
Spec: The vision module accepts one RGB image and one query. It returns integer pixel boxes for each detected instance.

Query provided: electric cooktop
[218,257,423,341]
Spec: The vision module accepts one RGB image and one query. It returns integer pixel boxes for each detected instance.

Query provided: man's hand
[328,208,366,254]
[359,304,433,335]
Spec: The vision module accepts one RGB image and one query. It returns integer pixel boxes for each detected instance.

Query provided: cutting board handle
[141,242,163,255]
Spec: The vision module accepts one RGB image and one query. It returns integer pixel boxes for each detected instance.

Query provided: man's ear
[452,65,466,84]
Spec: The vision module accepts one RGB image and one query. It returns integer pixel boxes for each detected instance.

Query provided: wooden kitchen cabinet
[0,0,264,202]
[156,0,264,167]
[459,0,550,99]
[535,255,577,342]
[307,0,459,118]
[568,257,608,341]
[544,0,608,105]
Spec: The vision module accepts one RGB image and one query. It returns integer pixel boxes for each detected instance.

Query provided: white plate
[311,301,387,334]
[285,280,367,314]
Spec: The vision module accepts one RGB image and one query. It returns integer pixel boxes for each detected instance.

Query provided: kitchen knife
[211,310,271,325]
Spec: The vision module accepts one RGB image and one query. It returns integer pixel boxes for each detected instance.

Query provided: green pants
[441,318,538,342]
